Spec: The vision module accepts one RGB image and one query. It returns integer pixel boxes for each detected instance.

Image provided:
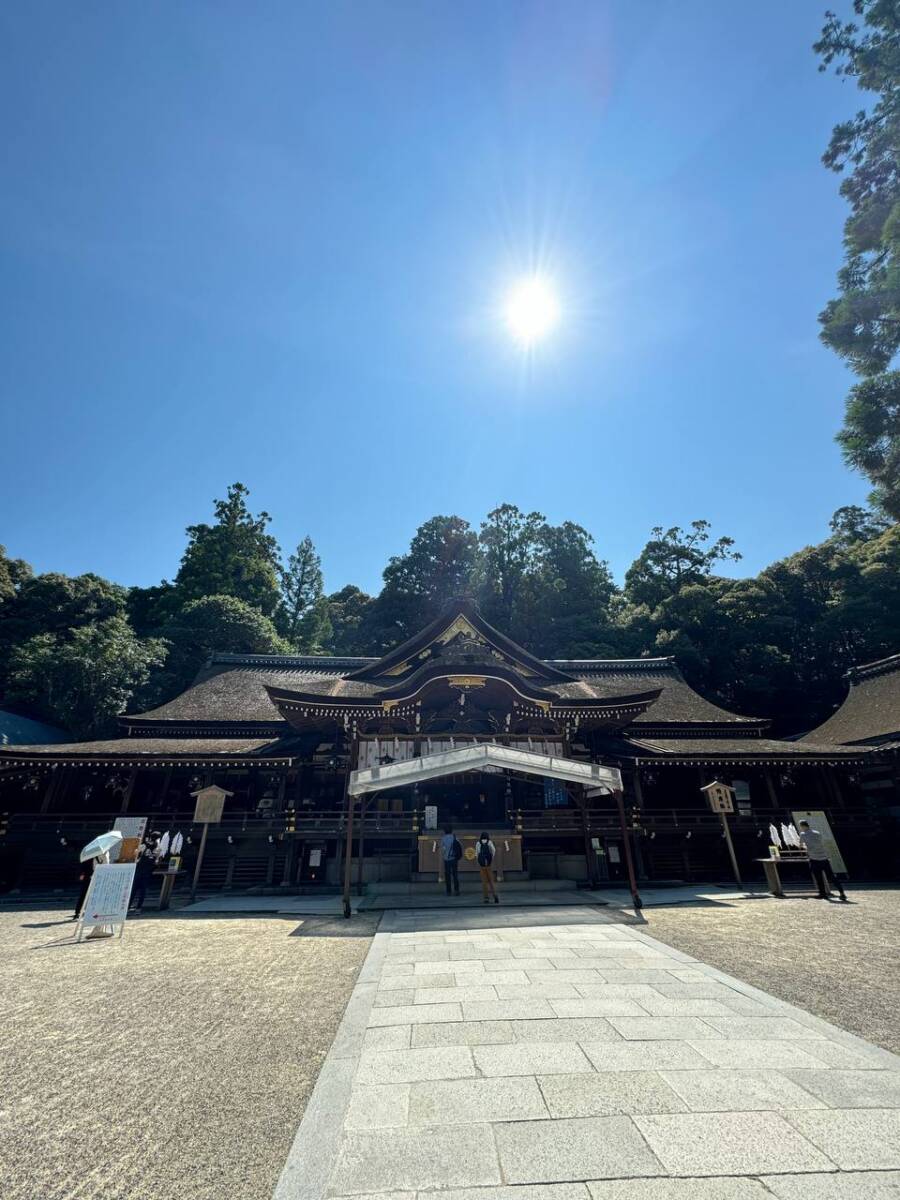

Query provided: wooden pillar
[764,768,779,809]
[40,768,61,815]
[342,737,360,919]
[576,785,599,888]
[119,769,138,814]
[159,766,173,811]
[281,838,296,887]
[630,765,647,880]
[823,765,845,809]
[356,800,366,895]
[224,847,236,890]
[334,828,343,888]
[615,787,643,910]
[632,765,645,809]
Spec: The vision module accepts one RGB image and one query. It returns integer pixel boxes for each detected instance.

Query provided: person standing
[477,832,499,904]
[129,843,156,912]
[798,820,848,902]
[441,824,461,896]
[72,855,96,920]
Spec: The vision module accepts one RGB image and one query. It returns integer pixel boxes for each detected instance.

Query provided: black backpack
[477,840,494,867]
[451,837,463,862]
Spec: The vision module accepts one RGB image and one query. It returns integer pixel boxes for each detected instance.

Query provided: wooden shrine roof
[0,735,297,766]
[802,653,900,747]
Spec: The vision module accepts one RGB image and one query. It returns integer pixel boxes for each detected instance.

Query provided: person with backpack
[440,824,462,896]
[477,831,499,904]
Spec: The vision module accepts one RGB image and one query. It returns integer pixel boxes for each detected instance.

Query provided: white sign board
[114,816,148,840]
[424,805,438,831]
[78,863,136,937]
[792,810,848,874]
[112,816,148,862]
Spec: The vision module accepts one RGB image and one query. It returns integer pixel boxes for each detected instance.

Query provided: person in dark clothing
[440,824,462,896]
[73,856,97,920]
[129,847,156,912]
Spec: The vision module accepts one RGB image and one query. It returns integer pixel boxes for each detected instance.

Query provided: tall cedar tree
[278,536,332,651]
[174,483,282,614]
[816,2,900,516]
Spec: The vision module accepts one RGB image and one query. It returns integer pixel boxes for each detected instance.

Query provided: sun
[503,276,561,345]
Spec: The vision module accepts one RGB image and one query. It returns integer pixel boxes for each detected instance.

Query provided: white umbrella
[80,831,123,863]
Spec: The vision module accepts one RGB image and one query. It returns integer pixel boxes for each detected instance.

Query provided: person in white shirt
[798,821,847,901]
[476,831,499,904]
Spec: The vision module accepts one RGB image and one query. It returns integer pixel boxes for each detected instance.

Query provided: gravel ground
[0,907,375,1200]
[643,886,900,1055]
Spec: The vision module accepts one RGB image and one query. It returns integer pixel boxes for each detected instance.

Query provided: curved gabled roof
[803,653,900,746]
[551,660,764,727]
[126,659,350,725]
[347,598,574,683]
[124,614,768,732]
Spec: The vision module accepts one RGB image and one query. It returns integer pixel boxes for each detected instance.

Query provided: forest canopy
[1,486,898,739]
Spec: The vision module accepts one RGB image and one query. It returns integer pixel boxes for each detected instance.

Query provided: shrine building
[0,599,891,895]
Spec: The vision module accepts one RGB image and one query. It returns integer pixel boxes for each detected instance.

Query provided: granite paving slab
[273,908,900,1200]
[473,1041,595,1077]
[760,1171,900,1198]
[356,1045,475,1084]
[783,1068,900,1107]
[660,1068,828,1111]
[587,1181,774,1199]
[495,1115,664,1183]
[537,1070,687,1117]
[411,1020,515,1047]
[784,1108,900,1170]
[634,1111,834,1176]
[328,1125,502,1193]
[407,1076,549,1126]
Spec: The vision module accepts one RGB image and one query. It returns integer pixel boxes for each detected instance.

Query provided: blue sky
[0,1,867,596]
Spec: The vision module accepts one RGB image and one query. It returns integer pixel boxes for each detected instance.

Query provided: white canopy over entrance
[348,741,622,796]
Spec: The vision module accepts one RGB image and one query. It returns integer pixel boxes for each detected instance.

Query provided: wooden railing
[5,802,878,842]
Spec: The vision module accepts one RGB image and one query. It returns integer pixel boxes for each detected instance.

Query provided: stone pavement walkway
[273,906,900,1200]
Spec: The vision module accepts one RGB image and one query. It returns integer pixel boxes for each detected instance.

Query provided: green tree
[6,617,168,738]
[127,581,180,636]
[326,585,374,655]
[524,521,620,657]
[277,536,331,651]
[477,504,545,633]
[815,3,900,515]
[150,595,292,702]
[624,520,741,610]
[365,515,481,649]
[829,503,891,543]
[174,483,282,614]
[0,571,130,692]
[0,545,32,603]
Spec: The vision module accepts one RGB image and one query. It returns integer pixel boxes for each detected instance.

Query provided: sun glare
[503,276,561,345]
